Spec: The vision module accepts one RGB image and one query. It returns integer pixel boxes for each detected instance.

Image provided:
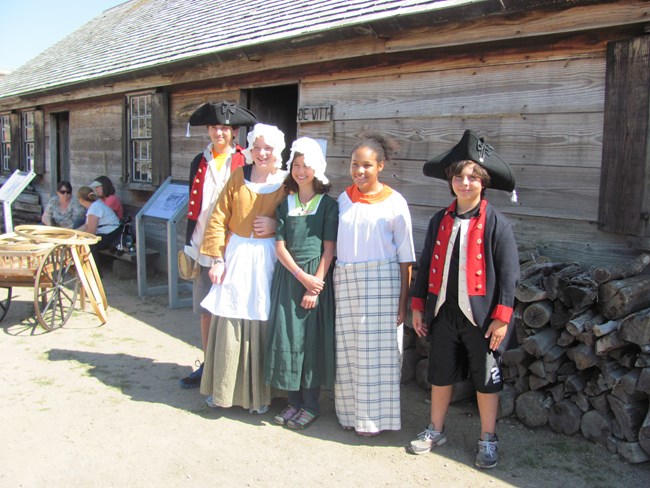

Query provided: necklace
[293,192,321,216]
[299,191,316,205]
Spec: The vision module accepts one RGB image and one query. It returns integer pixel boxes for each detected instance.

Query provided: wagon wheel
[0,287,11,322]
[34,245,80,331]
[14,225,100,246]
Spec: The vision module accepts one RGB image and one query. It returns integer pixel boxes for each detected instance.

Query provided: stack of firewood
[404,253,650,464]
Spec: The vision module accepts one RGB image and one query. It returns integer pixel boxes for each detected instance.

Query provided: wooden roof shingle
[0,0,484,99]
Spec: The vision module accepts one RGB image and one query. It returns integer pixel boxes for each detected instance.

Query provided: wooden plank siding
[293,38,629,266]
[168,88,242,182]
[3,1,646,111]
[20,3,649,268]
[68,100,124,198]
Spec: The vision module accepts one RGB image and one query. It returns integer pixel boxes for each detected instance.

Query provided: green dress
[264,193,338,391]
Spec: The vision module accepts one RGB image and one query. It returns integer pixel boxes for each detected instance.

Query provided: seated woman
[89,175,123,219]
[76,186,121,254]
[41,181,86,229]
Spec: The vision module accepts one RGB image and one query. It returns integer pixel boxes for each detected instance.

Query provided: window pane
[1,115,9,142]
[132,139,152,183]
[25,142,34,172]
[128,94,153,183]
[20,112,35,171]
[23,111,34,142]
[0,115,9,171]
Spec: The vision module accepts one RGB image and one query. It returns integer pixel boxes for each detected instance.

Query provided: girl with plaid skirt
[334,131,415,436]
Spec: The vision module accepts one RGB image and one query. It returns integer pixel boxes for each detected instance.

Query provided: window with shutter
[123,91,169,189]
[22,111,34,172]
[9,113,21,171]
[0,114,10,173]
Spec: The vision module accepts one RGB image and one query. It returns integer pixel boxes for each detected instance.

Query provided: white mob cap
[287,137,329,185]
[244,123,286,168]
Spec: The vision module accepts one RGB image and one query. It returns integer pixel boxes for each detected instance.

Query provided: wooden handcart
[0,225,108,331]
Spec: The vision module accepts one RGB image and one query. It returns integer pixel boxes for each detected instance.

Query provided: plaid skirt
[334,257,402,433]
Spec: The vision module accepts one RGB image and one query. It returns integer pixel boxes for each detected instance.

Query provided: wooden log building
[3,0,650,463]
[1,0,650,267]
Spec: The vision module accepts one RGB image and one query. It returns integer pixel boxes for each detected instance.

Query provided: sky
[0,0,126,71]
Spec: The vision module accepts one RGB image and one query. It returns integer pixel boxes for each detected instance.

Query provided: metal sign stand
[0,170,37,233]
[136,177,191,308]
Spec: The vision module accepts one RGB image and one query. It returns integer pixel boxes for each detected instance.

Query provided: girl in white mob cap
[264,137,338,430]
[199,123,288,415]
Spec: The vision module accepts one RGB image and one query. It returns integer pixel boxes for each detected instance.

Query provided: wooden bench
[98,248,160,278]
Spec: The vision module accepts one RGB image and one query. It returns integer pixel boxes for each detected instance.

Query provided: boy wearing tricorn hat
[407,130,520,468]
[179,101,257,388]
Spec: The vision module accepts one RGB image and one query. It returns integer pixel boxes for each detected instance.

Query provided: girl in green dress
[264,137,338,429]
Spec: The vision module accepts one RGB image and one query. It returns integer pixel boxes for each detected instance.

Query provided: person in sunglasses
[41,180,86,229]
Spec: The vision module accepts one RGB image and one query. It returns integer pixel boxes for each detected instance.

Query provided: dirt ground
[1,265,649,488]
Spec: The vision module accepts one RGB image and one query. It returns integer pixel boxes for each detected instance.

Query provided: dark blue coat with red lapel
[411,199,520,350]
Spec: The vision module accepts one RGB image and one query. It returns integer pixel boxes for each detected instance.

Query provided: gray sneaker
[205,396,220,409]
[475,433,499,469]
[407,424,447,454]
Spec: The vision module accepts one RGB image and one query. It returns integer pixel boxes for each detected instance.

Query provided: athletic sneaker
[407,424,447,454]
[273,405,299,426]
[179,362,203,389]
[248,405,270,415]
[286,408,318,430]
[205,396,220,409]
[475,433,499,469]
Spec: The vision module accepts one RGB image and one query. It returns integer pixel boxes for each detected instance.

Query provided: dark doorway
[50,112,70,191]
[244,85,298,166]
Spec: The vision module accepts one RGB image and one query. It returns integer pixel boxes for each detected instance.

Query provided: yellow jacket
[200,167,287,258]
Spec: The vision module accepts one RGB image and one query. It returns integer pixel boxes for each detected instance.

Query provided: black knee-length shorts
[427,303,503,393]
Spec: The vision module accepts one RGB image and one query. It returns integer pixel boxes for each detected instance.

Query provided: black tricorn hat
[188,102,258,127]
[423,130,515,192]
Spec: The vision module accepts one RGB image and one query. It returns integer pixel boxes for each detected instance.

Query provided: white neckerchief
[287,193,323,216]
[187,144,234,266]
[244,169,287,194]
[434,216,477,326]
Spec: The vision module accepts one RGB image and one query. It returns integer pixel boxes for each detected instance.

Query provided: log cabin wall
[169,88,242,182]
[168,87,242,254]
[294,32,635,267]
[6,1,649,269]
[30,88,245,264]
[40,98,174,252]
[68,99,123,199]
[3,0,648,461]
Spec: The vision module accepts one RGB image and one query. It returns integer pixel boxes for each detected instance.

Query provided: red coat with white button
[410,199,519,339]
[185,145,245,245]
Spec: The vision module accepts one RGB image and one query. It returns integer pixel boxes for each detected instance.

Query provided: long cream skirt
[200,315,271,411]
